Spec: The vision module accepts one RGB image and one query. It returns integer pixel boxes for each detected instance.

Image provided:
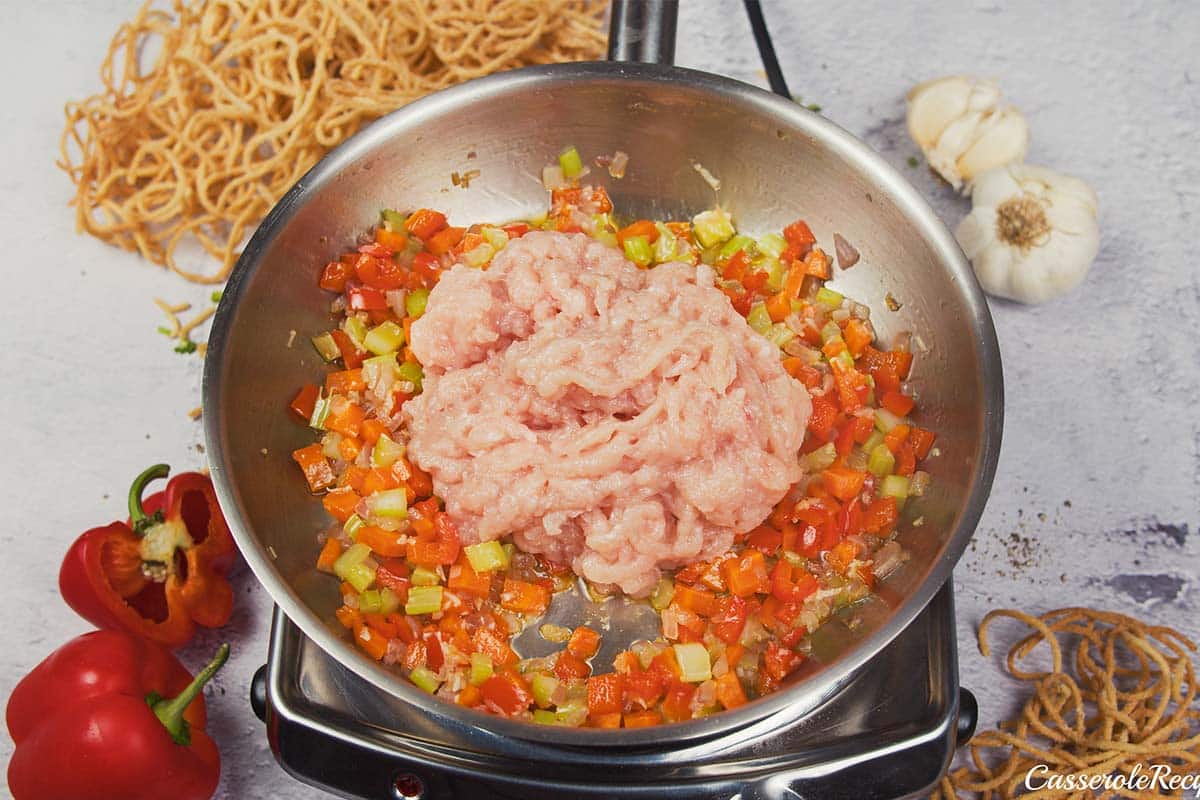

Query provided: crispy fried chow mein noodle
[59,0,607,283]
[934,608,1199,799]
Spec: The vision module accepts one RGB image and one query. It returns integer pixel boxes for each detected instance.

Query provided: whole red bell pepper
[6,630,228,800]
[59,464,236,649]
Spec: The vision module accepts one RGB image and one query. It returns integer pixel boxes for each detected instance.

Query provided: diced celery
[406,287,430,319]
[469,652,494,685]
[334,542,373,585]
[764,322,796,349]
[757,232,787,259]
[371,433,405,469]
[623,235,653,267]
[863,430,885,453]
[397,361,424,392]
[308,391,331,431]
[699,245,721,266]
[311,332,340,362]
[820,321,842,344]
[593,228,618,248]
[409,666,441,693]
[746,303,773,335]
[379,587,403,615]
[881,474,911,510]
[343,514,365,539]
[532,709,560,725]
[653,224,678,262]
[343,563,376,593]
[816,287,844,309]
[790,298,805,313]
[874,408,902,433]
[380,209,406,231]
[833,350,855,370]
[465,540,509,573]
[364,321,404,356]
[367,488,408,519]
[502,543,517,563]
[558,146,584,179]
[761,257,785,292]
[405,585,443,616]
[464,243,495,267]
[719,234,756,260]
[649,576,675,611]
[802,442,837,472]
[343,316,368,350]
[411,566,441,586]
[531,673,560,708]
[673,642,712,683]
[320,432,342,460]
[362,353,398,388]
[868,444,896,477]
[358,589,383,614]
[481,226,509,251]
[692,208,735,249]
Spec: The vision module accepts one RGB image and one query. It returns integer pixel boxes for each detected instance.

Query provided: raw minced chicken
[404,231,811,596]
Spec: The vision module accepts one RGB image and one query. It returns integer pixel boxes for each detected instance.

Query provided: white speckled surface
[1,1,1197,797]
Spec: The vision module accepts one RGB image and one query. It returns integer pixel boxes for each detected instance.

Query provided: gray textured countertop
[1,1,1196,797]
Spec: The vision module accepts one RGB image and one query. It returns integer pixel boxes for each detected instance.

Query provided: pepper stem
[150,643,230,746]
[128,463,171,534]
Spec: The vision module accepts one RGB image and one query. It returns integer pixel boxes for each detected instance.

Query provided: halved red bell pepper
[59,465,236,649]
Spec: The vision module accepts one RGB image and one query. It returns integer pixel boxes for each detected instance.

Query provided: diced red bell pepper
[473,627,518,668]
[830,359,870,412]
[881,390,915,417]
[783,219,816,253]
[822,467,868,501]
[660,681,696,723]
[554,651,592,681]
[807,393,839,439]
[587,673,624,716]
[862,496,899,535]
[908,428,937,460]
[567,627,601,660]
[290,383,320,421]
[721,550,769,598]
[319,259,354,292]
[500,578,551,615]
[347,285,389,311]
[404,208,448,240]
[623,671,665,710]
[480,674,531,716]
[354,252,406,290]
[763,641,805,682]
[711,595,749,645]
[770,560,820,603]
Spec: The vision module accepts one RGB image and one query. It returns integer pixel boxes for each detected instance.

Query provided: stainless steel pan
[204,0,1002,747]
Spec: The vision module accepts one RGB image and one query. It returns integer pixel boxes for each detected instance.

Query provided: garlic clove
[958,108,1029,184]
[906,76,973,148]
[931,110,990,189]
[969,164,1023,207]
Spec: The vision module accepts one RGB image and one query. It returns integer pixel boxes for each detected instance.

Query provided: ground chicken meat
[404,231,810,596]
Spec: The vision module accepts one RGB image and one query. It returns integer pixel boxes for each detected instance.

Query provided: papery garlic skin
[956,164,1100,304]
[907,76,1029,191]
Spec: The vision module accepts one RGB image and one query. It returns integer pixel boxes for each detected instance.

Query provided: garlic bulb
[956,164,1099,304]
[907,76,1029,191]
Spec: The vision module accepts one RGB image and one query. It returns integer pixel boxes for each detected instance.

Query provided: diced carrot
[405,457,434,498]
[909,427,936,460]
[822,467,868,501]
[355,525,408,558]
[829,359,869,412]
[290,384,320,421]
[407,532,459,567]
[672,584,720,617]
[822,338,847,360]
[589,711,622,729]
[404,208,447,240]
[843,318,872,357]
[316,538,344,573]
[765,291,792,322]
[473,627,519,668]
[660,682,695,723]
[884,423,911,454]
[500,578,551,615]
[554,651,592,681]
[425,225,465,256]
[354,625,390,661]
[881,390,915,418]
[292,444,334,492]
[361,467,401,495]
[364,612,399,639]
[721,550,769,597]
[375,226,408,252]
[615,219,659,247]
[567,627,602,660]
[326,368,366,396]
[622,709,662,728]
[335,605,362,630]
[359,418,388,446]
[457,684,483,707]
[325,396,365,438]
[862,496,899,535]
[319,259,354,292]
[587,673,624,715]
[448,559,493,598]
[826,539,862,575]
[337,436,362,462]
[803,247,831,279]
[322,487,360,524]
[714,671,748,710]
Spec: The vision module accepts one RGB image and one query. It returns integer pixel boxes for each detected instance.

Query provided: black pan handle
[607,0,679,65]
